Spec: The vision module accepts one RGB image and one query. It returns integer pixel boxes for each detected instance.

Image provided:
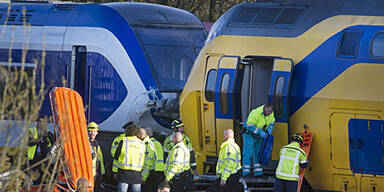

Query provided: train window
[371,33,384,57]
[133,26,206,92]
[232,7,261,24]
[219,73,230,114]
[205,69,217,102]
[253,8,281,24]
[273,76,285,118]
[229,6,303,27]
[276,8,303,25]
[338,29,362,58]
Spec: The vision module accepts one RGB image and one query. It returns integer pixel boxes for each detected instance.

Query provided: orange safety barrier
[49,87,93,192]
[297,125,313,192]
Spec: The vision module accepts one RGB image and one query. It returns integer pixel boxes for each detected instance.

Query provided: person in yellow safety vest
[114,121,145,192]
[207,129,243,192]
[87,122,105,192]
[163,119,198,176]
[273,134,308,192]
[164,132,195,192]
[27,115,55,184]
[138,127,165,192]
[111,132,126,177]
[242,103,275,178]
[28,116,55,162]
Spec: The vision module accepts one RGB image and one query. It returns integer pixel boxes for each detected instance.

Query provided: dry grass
[0,5,63,192]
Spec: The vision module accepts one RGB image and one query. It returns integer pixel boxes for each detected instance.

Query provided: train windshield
[133,25,206,92]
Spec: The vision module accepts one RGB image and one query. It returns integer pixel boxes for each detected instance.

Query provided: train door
[349,114,383,174]
[70,46,92,120]
[331,113,384,191]
[201,55,220,153]
[268,58,293,159]
[213,56,240,152]
[237,57,274,140]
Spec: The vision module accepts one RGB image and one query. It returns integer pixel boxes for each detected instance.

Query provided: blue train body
[0,2,207,134]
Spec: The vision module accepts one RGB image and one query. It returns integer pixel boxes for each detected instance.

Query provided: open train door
[268,58,293,160]
[68,46,92,121]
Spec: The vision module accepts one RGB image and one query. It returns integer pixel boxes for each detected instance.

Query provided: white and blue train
[0,2,207,138]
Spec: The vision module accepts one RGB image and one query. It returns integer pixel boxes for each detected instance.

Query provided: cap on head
[291,133,304,144]
[123,121,136,130]
[171,119,184,131]
[87,122,99,131]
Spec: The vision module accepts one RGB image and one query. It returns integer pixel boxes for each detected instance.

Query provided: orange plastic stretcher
[49,87,93,192]
[297,125,313,192]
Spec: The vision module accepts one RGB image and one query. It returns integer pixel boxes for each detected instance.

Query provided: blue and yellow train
[180,0,384,191]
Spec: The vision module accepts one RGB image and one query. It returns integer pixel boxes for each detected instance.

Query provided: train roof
[0,2,204,27]
[105,2,203,27]
[208,0,384,41]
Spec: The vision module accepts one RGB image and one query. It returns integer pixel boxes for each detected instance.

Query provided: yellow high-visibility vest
[27,127,38,160]
[275,142,307,181]
[111,133,125,173]
[142,136,157,181]
[92,143,105,177]
[117,136,145,171]
[163,133,193,154]
[164,142,190,181]
[151,137,165,172]
[247,105,275,131]
[216,138,242,181]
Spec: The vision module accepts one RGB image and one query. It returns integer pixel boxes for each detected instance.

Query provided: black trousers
[273,178,298,192]
[206,171,243,192]
[94,174,103,192]
[170,171,195,192]
[142,171,165,192]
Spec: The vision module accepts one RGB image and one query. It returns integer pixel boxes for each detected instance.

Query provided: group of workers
[27,103,308,192]
[241,103,309,192]
[92,119,198,192]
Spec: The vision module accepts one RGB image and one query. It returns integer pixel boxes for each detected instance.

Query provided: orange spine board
[49,87,93,191]
[297,131,313,192]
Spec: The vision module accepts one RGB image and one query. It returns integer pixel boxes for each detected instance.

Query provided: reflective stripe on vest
[151,138,165,171]
[165,143,190,175]
[118,138,144,171]
[144,137,158,170]
[276,148,301,179]
[92,145,97,176]
[27,127,38,160]
[217,140,241,176]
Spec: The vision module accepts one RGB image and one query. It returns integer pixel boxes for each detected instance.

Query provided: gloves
[256,128,268,139]
[266,124,274,135]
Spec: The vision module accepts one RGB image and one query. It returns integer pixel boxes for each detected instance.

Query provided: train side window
[273,76,284,118]
[370,32,384,58]
[337,29,363,58]
[205,69,217,102]
[0,66,34,115]
[219,73,230,114]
